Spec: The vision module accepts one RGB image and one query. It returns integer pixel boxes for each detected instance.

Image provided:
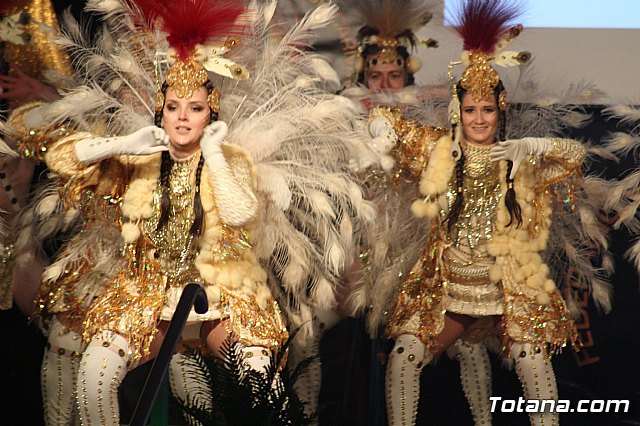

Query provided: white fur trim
[121,222,140,243]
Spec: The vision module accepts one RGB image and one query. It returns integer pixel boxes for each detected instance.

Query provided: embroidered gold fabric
[460,52,499,103]
[535,138,586,191]
[83,237,166,360]
[443,141,503,315]
[145,154,202,290]
[2,0,72,83]
[220,288,289,355]
[370,107,448,182]
[500,256,579,355]
[446,142,501,261]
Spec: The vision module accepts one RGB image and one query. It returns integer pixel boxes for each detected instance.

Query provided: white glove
[75,126,169,163]
[489,137,550,179]
[199,121,229,169]
[368,117,397,155]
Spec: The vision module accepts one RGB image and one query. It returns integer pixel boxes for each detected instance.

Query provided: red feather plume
[453,0,522,54]
[127,0,245,60]
[0,0,27,14]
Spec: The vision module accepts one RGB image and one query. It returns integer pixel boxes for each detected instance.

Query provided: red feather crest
[0,0,28,14]
[453,0,522,54]
[127,0,245,60]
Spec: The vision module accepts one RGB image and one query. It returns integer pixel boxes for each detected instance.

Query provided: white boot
[76,331,131,426]
[239,344,273,376]
[511,342,559,426]
[41,318,83,426]
[386,334,429,426]
[169,350,213,426]
[455,340,492,425]
[288,309,340,421]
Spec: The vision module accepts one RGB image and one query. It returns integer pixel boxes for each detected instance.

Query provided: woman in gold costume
[1,0,375,423]
[364,1,602,424]
[4,1,293,424]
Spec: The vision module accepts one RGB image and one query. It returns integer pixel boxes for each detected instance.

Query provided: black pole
[129,283,208,426]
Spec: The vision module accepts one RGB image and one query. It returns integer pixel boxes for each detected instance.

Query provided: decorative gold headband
[154,58,221,113]
[458,52,508,110]
[459,53,499,103]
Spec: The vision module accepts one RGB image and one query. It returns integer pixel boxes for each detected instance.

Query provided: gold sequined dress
[13,115,288,360]
[441,140,504,316]
[373,108,582,354]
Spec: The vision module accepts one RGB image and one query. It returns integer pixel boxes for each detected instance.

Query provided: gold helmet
[342,0,437,85]
[129,0,249,115]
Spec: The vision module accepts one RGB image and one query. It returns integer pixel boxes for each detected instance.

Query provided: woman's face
[461,93,499,146]
[365,57,407,93]
[162,86,211,159]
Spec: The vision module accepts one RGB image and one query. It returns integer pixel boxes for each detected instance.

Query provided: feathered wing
[601,103,640,274]
[218,2,376,333]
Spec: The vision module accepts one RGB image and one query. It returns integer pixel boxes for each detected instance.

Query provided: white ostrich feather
[603,132,640,156]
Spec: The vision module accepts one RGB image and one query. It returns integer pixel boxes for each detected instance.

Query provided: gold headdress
[0,0,72,82]
[449,0,530,122]
[129,0,248,114]
[342,0,437,82]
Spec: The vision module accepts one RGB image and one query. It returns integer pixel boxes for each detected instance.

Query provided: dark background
[0,2,638,422]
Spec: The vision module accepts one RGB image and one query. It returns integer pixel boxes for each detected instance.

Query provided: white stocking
[511,342,559,426]
[76,332,131,426]
[386,334,429,426]
[455,340,492,426]
[288,309,340,421]
[169,350,213,426]
[41,318,83,426]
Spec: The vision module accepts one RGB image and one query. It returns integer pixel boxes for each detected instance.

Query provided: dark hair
[154,79,218,237]
[446,80,522,230]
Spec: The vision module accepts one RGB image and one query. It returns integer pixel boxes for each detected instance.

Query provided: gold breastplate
[445,141,502,264]
[144,155,201,287]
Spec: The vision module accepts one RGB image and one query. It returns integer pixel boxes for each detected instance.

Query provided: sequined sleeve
[5,103,130,204]
[5,102,73,163]
[369,107,449,181]
[369,107,448,181]
[535,138,586,190]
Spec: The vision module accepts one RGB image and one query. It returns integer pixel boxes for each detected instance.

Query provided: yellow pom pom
[411,199,438,218]
[526,274,544,289]
[406,56,422,74]
[489,264,502,282]
[419,179,437,196]
[544,279,556,292]
[121,222,140,243]
[198,264,216,283]
[205,285,221,303]
[537,292,551,305]
[523,206,534,218]
[255,285,271,309]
